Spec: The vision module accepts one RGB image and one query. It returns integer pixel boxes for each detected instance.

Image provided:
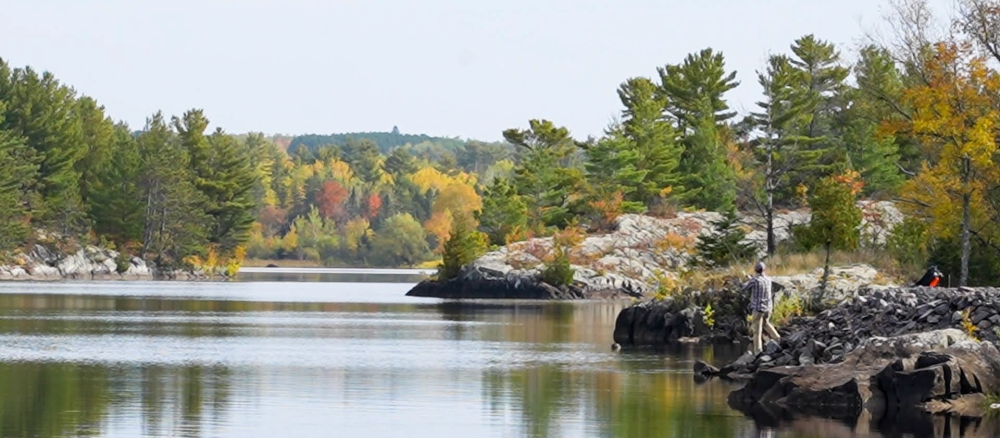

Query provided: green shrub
[694,210,757,268]
[114,251,132,274]
[438,212,488,281]
[771,294,805,327]
[887,217,929,269]
[540,247,574,286]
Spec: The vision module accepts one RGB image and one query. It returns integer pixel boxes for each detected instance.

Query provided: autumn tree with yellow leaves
[886,41,1000,286]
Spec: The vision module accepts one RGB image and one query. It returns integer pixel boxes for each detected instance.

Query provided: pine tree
[204,128,259,252]
[475,176,529,246]
[74,96,115,214]
[616,77,685,205]
[581,127,646,213]
[342,138,383,185]
[841,46,906,195]
[173,110,258,253]
[384,146,419,176]
[1,65,88,235]
[138,112,209,267]
[657,48,740,129]
[695,210,757,268]
[504,120,586,228]
[657,49,740,211]
[90,123,144,247]
[746,54,821,255]
[787,35,851,186]
[438,211,488,280]
[678,105,737,212]
[0,124,39,253]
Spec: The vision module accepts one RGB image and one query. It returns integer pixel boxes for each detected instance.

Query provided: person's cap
[755,261,765,273]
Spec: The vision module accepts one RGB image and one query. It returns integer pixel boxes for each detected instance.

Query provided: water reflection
[0,281,992,437]
[730,396,1000,438]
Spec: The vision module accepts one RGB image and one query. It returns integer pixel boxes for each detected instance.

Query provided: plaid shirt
[744,274,773,313]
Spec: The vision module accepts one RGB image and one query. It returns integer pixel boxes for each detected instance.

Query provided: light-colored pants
[752,311,780,354]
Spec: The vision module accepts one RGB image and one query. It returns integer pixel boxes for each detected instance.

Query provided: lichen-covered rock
[0,243,203,281]
[771,264,887,303]
[406,202,902,300]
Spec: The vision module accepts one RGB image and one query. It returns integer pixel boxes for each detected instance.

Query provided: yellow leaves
[795,184,809,206]
[343,218,372,252]
[409,167,478,196]
[832,169,865,196]
[424,210,454,253]
[328,159,354,185]
[281,225,299,253]
[889,40,1000,245]
[410,167,452,194]
[416,176,483,253]
[431,182,482,218]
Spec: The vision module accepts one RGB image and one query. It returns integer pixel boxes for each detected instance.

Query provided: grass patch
[764,249,909,283]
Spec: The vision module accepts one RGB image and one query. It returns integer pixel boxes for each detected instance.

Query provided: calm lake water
[0,274,995,438]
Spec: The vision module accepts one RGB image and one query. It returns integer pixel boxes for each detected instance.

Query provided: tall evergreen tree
[843,46,908,194]
[173,110,258,252]
[503,120,586,228]
[384,146,420,176]
[745,54,821,255]
[0,122,39,253]
[679,105,737,212]
[787,35,851,184]
[90,123,144,247]
[657,48,740,129]
[616,77,685,205]
[203,128,259,251]
[138,112,208,266]
[342,138,383,185]
[581,127,646,213]
[74,96,115,214]
[657,49,740,211]
[1,65,87,234]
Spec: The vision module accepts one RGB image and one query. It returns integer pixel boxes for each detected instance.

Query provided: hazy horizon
[1,0,954,142]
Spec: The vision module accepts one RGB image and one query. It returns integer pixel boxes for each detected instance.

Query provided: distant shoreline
[238,267,435,276]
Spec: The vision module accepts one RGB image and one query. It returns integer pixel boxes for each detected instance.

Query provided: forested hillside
[1,0,999,284]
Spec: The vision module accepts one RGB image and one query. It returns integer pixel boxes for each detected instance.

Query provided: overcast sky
[0,0,955,142]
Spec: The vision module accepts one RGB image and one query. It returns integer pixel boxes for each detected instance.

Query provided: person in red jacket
[915,266,943,287]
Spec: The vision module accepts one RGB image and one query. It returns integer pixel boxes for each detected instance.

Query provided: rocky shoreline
[666,286,1000,419]
[0,244,210,281]
[405,275,637,300]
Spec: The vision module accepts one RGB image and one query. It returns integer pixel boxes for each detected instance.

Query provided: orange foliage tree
[316,181,348,222]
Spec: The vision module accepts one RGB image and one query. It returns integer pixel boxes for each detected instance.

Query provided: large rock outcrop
[613,280,752,346]
[726,329,1000,418]
[406,202,901,300]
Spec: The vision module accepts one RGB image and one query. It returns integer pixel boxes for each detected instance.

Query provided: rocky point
[689,287,1000,419]
[406,201,900,300]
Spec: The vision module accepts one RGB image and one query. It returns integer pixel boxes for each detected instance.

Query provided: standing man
[744,261,780,354]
